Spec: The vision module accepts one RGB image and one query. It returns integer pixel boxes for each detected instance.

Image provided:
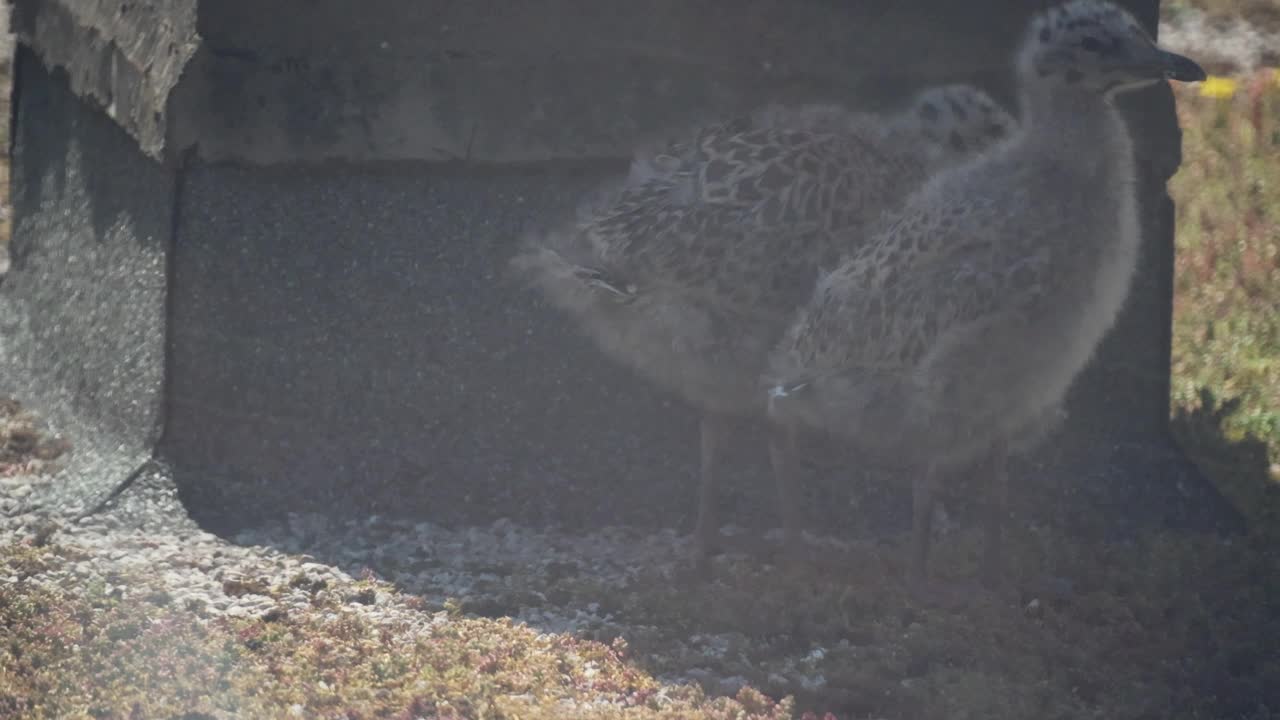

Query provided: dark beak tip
[1164,52,1207,82]
[1171,65,1209,83]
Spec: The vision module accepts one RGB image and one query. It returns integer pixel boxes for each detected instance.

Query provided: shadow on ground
[209,388,1278,720]
[1173,386,1279,527]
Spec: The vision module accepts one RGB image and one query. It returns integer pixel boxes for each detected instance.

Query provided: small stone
[222,576,272,598]
[34,437,72,461]
[1024,598,1044,618]
[31,522,57,547]
[5,426,38,453]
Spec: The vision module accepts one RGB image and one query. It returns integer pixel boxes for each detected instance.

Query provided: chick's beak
[1156,49,1206,82]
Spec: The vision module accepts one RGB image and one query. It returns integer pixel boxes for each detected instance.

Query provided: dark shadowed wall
[2,0,1237,536]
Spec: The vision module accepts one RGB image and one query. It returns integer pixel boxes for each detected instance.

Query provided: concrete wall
[1,0,1239,535]
[171,1,1031,165]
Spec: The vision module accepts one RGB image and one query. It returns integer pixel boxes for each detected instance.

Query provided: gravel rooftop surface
[4,396,1279,719]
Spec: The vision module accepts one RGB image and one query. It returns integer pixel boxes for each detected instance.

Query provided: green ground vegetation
[1169,74,1280,526]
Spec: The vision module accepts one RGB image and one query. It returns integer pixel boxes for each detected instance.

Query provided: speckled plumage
[516,86,1015,417]
[511,84,1017,566]
[767,0,1206,593]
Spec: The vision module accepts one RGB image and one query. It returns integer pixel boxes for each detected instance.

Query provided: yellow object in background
[1199,75,1239,99]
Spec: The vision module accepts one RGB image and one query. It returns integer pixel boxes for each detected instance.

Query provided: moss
[1170,75,1280,469]
[0,542,798,719]
[0,398,72,476]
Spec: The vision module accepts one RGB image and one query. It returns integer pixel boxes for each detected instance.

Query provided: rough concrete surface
[9,0,198,160]
[0,48,171,518]
[172,1,1023,165]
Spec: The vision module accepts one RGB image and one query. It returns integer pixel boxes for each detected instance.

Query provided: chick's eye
[1080,36,1103,52]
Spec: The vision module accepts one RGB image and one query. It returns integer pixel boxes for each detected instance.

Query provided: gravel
[1159,8,1280,74]
[0,458,835,692]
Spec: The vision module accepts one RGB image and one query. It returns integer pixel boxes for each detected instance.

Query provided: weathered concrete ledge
[170,1,1029,165]
[12,0,1037,166]
[10,0,198,160]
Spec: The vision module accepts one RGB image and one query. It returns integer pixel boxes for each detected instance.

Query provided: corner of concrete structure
[0,0,1246,540]
[0,44,174,518]
[9,0,198,162]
